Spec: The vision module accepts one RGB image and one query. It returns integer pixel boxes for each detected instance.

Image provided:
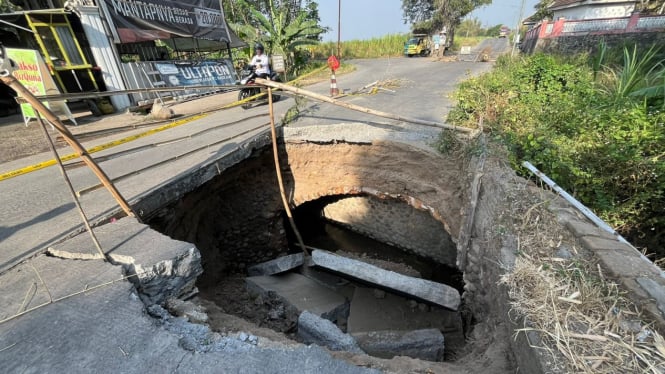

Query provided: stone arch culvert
[144,122,523,372]
[143,122,660,373]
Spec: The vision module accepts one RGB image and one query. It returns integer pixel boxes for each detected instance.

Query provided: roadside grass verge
[500,200,665,373]
[445,50,665,257]
[443,44,665,373]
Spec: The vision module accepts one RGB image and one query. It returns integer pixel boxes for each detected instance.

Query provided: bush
[448,52,665,255]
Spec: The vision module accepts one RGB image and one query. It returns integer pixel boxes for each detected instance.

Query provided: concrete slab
[0,277,378,374]
[561,217,616,240]
[347,287,465,351]
[579,236,636,253]
[248,253,304,276]
[352,329,444,361]
[311,249,460,310]
[297,311,364,353]
[246,272,349,321]
[636,277,665,316]
[47,217,202,304]
[0,253,123,321]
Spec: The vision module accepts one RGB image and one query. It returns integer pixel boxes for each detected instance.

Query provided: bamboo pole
[37,115,107,260]
[0,74,136,218]
[256,78,473,133]
[267,87,308,256]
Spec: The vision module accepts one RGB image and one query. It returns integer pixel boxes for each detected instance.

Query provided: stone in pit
[246,272,348,321]
[311,249,460,310]
[352,329,444,361]
[247,253,304,276]
[348,287,465,351]
[297,311,364,354]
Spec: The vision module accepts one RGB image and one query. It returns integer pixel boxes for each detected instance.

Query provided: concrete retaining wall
[534,31,665,55]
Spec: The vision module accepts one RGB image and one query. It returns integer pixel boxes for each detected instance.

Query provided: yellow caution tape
[0,87,282,182]
[0,113,209,182]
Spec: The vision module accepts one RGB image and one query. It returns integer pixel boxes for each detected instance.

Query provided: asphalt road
[0,57,494,274]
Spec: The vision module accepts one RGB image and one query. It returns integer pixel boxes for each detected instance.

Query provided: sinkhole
[147,140,486,363]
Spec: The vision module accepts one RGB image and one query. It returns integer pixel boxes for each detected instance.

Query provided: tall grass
[307,34,490,59]
[308,33,409,59]
[449,36,488,52]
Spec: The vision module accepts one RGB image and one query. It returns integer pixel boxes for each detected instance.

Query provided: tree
[457,18,482,37]
[532,0,554,22]
[0,0,19,13]
[484,24,503,37]
[401,0,491,45]
[637,0,665,14]
[229,0,326,70]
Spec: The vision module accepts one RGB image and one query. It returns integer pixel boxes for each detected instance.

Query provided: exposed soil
[197,274,299,336]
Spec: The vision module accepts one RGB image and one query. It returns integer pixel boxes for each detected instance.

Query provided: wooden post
[0,74,137,218]
[255,78,473,133]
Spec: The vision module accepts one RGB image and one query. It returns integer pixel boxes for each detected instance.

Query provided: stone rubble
[352,329,445,361]
[297,311,364,354]
[243,250,465,361]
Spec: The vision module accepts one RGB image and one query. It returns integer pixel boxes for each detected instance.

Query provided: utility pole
[337,0,341,58]
[512,0,527,57]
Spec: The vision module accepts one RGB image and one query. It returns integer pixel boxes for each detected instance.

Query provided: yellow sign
[5,48,76,125]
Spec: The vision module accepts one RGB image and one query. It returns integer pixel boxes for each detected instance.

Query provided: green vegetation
[224,0,326,73]
[306,34,487,60]
[449,36,487,52]
[401,0,491,44]
[309,34,409,59]
[446,48,665,255]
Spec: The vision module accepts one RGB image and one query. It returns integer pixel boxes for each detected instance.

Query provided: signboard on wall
[6,48,76,126]
[155,59,236,87]
[102,0,232,44]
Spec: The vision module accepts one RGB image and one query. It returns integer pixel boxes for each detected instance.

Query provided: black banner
[103,0,231,44]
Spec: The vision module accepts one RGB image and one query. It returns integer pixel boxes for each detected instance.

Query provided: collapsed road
[2,58,663,373]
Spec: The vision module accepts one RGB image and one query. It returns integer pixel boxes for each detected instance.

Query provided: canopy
[161,27,246,51]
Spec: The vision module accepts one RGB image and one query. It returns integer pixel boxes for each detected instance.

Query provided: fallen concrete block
[165,298,208,324]
[311,250,460,310]
[248,253,304,276]
[347,287,465,351]
[298,311,364,354]
[352,329,444,361]
[246,272,349,321]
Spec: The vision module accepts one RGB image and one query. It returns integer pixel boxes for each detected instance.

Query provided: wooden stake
[0,74,136,218]
[267,87,308,255]
[256,78,473,133]
[37,115,107,260]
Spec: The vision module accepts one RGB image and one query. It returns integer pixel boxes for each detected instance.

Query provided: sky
[318,0,541,41]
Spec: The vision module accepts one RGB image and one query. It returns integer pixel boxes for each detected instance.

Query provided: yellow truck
[404,34,431,57]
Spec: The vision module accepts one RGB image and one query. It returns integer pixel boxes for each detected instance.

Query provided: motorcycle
[237,64,281,110]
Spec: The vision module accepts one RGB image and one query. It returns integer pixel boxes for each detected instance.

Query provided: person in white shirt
[249,42,271,79]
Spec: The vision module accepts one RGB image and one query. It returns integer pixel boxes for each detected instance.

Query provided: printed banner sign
[271,55,285,73]
[155,59,236,87]
[6,48,76,125]
[103,0,231,44]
